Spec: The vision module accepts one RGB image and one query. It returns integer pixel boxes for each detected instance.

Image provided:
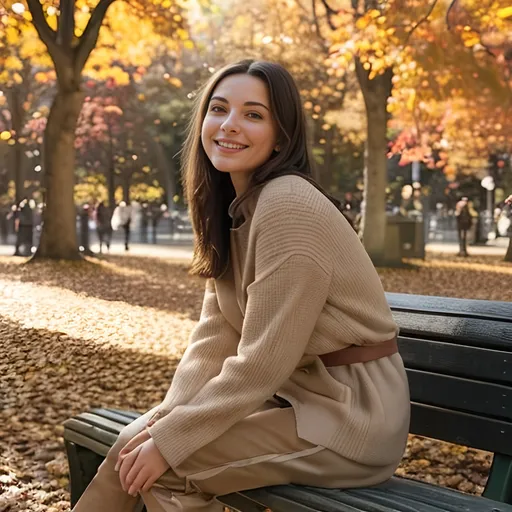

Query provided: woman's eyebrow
[210,96,270,112]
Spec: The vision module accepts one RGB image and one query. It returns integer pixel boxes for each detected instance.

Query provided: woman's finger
[127,467,151,497]
[118,430,150,462]
[118,445,141,492]
[141,472,159,493]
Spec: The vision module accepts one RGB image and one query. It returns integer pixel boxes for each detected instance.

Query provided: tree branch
[58,0,76,49]
[445,0,458,31]
[404,0,439,45]
[74,0,117,74]
[316,0,336,30]
[25,0,60,58]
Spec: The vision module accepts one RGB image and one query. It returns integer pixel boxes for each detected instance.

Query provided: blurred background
[0,0,511,262]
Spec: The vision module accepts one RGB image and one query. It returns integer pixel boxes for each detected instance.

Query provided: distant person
[140,203,149,243]
[0,204,9,244]
[14,199,34,256]
[112,201,134,251]
[151,204,167,244]
[455,196,472,257]
[95,202,113,254]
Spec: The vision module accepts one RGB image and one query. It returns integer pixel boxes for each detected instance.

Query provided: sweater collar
[228,171,311,226]
[228,181,268,226]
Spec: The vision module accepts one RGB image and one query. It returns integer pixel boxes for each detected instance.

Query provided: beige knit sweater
[149,175,410,471]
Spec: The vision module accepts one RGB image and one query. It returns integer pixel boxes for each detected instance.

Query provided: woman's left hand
[117,437,170,496]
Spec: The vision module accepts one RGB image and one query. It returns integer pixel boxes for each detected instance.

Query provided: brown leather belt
[319,337,398,367]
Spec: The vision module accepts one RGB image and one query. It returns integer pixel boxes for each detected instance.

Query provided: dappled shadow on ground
[0,255,205,317]
[0,315,182,512]
[380,252,512,302]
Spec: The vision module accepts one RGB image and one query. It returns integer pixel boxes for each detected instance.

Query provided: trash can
[386,216,425,261]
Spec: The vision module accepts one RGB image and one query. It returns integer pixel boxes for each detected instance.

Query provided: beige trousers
[72,403,396,512]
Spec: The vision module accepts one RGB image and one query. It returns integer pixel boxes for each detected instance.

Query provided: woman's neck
[230,171,253,197]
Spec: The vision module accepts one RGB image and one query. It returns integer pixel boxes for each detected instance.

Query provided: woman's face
[201,74,278,179]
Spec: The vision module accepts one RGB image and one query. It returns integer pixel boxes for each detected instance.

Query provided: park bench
[63,292,512,511]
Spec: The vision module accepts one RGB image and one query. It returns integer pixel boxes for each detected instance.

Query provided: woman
[73,60,410,512]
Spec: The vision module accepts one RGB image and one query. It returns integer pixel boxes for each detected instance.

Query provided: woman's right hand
[115,429,151,472]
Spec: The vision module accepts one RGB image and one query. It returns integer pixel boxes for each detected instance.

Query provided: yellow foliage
[5,55,23,71]
[168,77,183,88]
[5,27,20,45]
[46,14,58,31]
[355,16,370,30]
[497,6,512,19]
[406,90,416,112]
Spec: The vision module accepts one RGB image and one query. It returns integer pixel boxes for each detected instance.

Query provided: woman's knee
[107,426,134,460]
[107,407,159,460]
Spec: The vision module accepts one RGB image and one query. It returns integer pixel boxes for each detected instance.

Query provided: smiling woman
[72,60,410,512]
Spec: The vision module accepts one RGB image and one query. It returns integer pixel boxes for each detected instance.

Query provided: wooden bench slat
[400,337,512,384]
[217,493,318,512]
[244,484,434,512]
[386,293,512,322]
[357,477,512,511]
[393,312,512,351]
[63,418,121,449]
[245,479,512,512]
[407,369,512,421]
[64,429,112,458]
[73,412,127,434]
[410,402,512,456]
[230,488,337,512]
[89,408,141,425]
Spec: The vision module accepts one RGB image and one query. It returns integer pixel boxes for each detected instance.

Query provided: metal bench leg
[483,454,512,505]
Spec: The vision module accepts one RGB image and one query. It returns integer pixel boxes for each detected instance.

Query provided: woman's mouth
[215,140,248,153]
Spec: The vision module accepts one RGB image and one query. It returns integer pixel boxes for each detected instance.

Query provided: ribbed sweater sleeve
[156,279,240,414]
[148,253,331,468]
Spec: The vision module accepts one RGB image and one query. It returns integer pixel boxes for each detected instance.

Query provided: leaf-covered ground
[0,252,511,511]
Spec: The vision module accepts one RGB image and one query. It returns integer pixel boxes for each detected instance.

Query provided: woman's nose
[221,113,240,133]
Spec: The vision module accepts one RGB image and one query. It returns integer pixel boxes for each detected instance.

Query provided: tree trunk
[7,87,26,204]
[355,58,393,265]
[13,142,24,205]
[106,121,116,209]
[153,141,176,210]
[123,178,130,204]
[505,236,512,262]
[35,90,85,259]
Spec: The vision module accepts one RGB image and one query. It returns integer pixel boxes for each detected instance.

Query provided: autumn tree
[0,10,54,204]
[315,0,511,264]
[4,0,189,259]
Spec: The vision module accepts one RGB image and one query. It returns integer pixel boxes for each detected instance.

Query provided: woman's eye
[210,105,225,113]
[248,112,263,120]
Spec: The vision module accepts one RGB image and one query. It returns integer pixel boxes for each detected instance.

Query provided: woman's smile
[214,138,249,153]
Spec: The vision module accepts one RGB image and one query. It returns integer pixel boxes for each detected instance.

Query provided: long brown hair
[182,59,344,278]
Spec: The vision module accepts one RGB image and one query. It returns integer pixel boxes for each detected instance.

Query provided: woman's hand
[116,428,151,470]
[117,436,170,496]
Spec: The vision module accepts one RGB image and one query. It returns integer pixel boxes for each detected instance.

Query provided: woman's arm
[154,278,240,417]
[148,254,331,468]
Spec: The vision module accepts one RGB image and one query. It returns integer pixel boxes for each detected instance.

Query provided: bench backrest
[386,292,512,458]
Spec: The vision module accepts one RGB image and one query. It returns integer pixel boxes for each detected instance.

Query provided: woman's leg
[141,405,396,511]
[72,406,159,512]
